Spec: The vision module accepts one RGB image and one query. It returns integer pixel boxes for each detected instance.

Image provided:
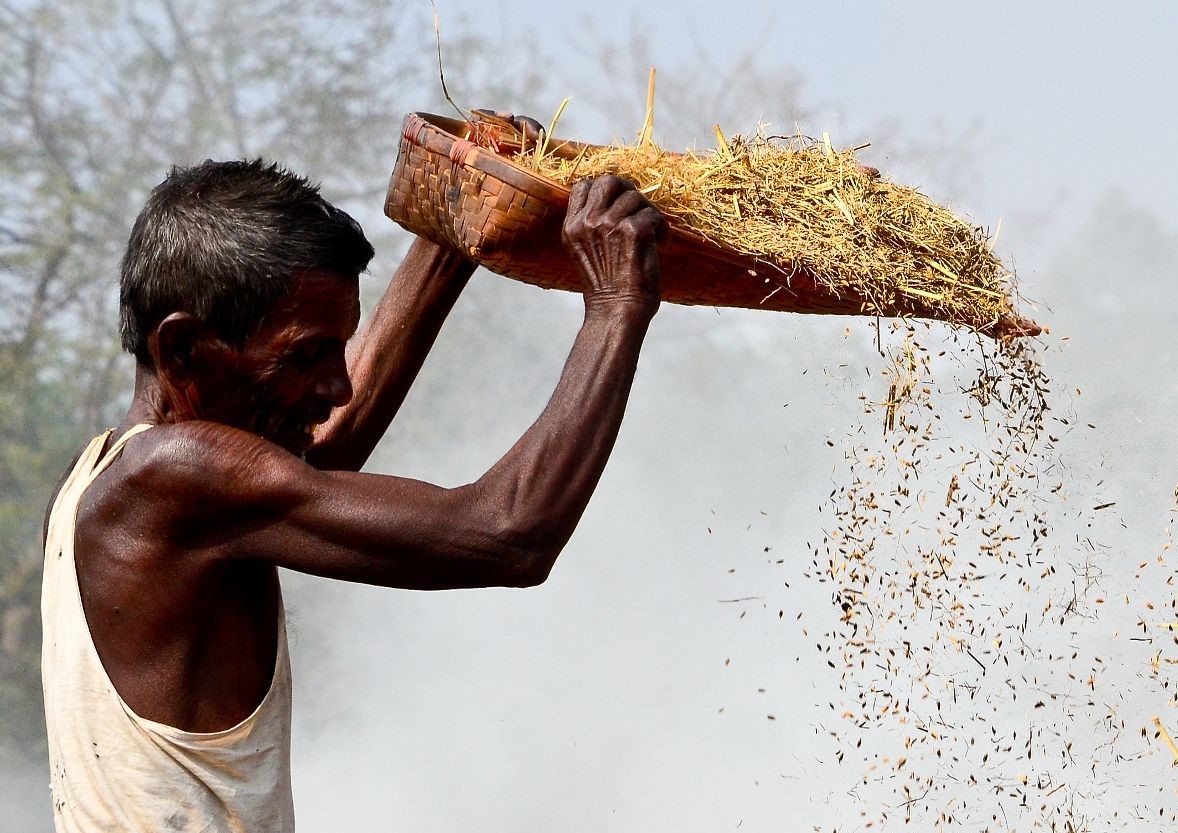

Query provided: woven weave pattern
[386,115,571,289]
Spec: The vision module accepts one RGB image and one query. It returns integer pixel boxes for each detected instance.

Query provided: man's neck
[118,362,166,435]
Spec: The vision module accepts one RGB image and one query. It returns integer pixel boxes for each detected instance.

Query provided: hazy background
[3,0,1177,830]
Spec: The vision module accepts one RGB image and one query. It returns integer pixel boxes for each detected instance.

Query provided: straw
[520,131,1017,329]
[517,120,1021,332]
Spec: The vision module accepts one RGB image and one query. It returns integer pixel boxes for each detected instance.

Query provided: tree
[0,0,544,757]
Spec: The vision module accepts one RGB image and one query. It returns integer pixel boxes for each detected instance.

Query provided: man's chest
[72,483,283,732]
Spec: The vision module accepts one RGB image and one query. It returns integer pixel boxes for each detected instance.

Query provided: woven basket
[385,112,1036,337]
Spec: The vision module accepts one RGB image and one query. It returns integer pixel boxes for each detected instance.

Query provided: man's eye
[287,338,344,369]
[289,344,322,367]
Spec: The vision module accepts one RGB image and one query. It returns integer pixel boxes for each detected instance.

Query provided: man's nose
[316,357,353,408]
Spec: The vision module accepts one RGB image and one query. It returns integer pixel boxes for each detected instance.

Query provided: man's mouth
[288,423,314,440]
[275,410,332,446]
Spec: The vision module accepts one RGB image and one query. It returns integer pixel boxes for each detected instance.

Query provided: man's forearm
[307,238,476,471]
[475,302,653,578]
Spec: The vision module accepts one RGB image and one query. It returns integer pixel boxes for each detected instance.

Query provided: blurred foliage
[0,0,543,757]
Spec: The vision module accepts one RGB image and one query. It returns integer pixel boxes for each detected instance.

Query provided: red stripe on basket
[449,138,476,167]
[403,114,425,143]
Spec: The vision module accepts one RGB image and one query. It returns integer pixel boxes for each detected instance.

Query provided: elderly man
[41,131,666,830]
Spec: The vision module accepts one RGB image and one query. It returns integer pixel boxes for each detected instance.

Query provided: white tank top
[41,425,296,832]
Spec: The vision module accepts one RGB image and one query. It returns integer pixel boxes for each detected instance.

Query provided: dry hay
[500,100,1177,825]
[501,101,1084,825]
[520,129,1024,334]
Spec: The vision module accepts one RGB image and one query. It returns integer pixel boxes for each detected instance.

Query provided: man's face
[195,269,361,455]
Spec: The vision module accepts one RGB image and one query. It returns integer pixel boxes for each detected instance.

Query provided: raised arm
[149,176,665,590]
[304,238,475,471]
[306,112,546,472]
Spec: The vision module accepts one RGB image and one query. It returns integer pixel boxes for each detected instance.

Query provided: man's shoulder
[123,421,275,485]
[76,421,303,555]
[111,421,311,518]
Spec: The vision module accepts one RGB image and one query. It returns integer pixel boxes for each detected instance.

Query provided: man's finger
[648,208,670,244]
[583,175,632,214]
[567,179,591,217]
[512,116,545,142]
[602,189,649,223]
[632,206,668,243]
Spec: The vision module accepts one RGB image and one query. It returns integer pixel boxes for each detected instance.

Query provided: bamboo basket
[385,112,1037,337]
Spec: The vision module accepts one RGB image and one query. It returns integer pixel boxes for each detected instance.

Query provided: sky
[9,1,1178,831]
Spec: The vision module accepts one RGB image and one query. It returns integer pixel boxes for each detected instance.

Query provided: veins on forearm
[479,307,651,559]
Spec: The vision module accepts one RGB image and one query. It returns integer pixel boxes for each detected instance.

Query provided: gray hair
[119,159,374,363]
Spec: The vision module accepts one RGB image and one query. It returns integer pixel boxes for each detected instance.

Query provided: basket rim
[402,112,582,202]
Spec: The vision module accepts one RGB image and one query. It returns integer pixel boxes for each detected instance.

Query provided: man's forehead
[292,266,360,291]
[291,269,358,306]
[266,269,361,334]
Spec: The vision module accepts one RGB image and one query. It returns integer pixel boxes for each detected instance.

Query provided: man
[41,128,668,830]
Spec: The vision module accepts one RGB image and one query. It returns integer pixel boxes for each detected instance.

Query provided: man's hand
[470,109,545,151]
[562,175,668,320]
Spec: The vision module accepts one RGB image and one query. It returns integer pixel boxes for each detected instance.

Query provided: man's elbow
[469,484,568,588]
[501,539,562,588]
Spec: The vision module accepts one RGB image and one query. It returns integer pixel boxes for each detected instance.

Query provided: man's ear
[149,312,214,385]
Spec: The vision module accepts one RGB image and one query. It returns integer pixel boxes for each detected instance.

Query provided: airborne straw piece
[1153,716,1178,765]
[638,67,656,147]
[430,0,466,123]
